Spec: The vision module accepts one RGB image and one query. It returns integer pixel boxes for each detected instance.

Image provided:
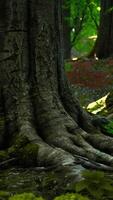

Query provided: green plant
[64,62,73,72]
[0,191,10,200]
[68,0,100,54]
[75,170,113,200]
[103,120,113,135]
[53,193,90,200]
[9,193,44,200]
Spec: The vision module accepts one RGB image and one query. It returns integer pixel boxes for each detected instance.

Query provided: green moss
[8,143,39,166]
[0,191,10,200]
[18,143,39,166]
[103,120,113,135]
[8,146,17,156]
[8,135,29,156]
[64,62,73,72]
[74,170,113,200]
[9,193,45,200]
[8,135,39,166]
[54,193,89,200]
[15,135,29,147]
[0,150,9,161]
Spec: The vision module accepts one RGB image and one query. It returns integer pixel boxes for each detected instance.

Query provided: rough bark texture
[0,0,113,179]
[90,0,113,58]
[62,1,71,60]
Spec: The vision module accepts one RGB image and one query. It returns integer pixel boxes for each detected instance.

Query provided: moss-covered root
[8,136,39,167]
[0,150,9,162]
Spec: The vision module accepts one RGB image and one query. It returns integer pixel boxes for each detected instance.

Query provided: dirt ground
[67,58,113,89]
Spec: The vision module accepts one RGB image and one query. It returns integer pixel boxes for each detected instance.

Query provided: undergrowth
[1,170,113,200]
[103,120,113,135]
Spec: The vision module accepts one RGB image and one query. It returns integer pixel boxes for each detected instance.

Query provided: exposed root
[38,118,113,171]
[2,69,113,174]
[83,132,113,155]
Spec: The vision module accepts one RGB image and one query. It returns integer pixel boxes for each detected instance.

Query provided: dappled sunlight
[88,35,97,40]
[97,6,101,11]
[87,94,109,115]
[72,57,78,61]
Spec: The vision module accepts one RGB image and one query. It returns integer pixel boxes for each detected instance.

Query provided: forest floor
[67,57,113,89]
[66,58,113,115]
[0,58,113,200]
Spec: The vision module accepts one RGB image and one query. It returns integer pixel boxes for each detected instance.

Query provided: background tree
[1,0,113,176]
[90,0,113,58]
[62,0,100,58]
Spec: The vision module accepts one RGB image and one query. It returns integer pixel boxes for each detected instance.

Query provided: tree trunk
[62,1,71,60]
[90,0,113,58]
[1,0,113,178]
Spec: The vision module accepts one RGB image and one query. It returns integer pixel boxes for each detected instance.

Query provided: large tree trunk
[1,0,113,178]
[62,1,71,60]
[90,0,113,58]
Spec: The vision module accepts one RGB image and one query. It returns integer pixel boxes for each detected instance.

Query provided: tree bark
[62,1,71,60]
[90,0,113,58]
[0,0,113,179]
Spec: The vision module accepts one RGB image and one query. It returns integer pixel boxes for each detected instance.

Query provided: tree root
[2,74,113,176]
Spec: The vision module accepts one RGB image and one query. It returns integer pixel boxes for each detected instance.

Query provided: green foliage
[1,170,113,200]
[64,0,100,54]
[75,170,113,200]
[103,120,113,135]
[16,143,39,166]
[64,62,73,72]
[9,193,44,200]
[0,150,9,162]
[71,0,100,52]
[53,193,89,200]
[8,135,39,166]
[39,170,113,200]
[0,191,10,200]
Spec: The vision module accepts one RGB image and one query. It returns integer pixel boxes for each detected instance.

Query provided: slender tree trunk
[90,0,113,58]
[0,0,113,178]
